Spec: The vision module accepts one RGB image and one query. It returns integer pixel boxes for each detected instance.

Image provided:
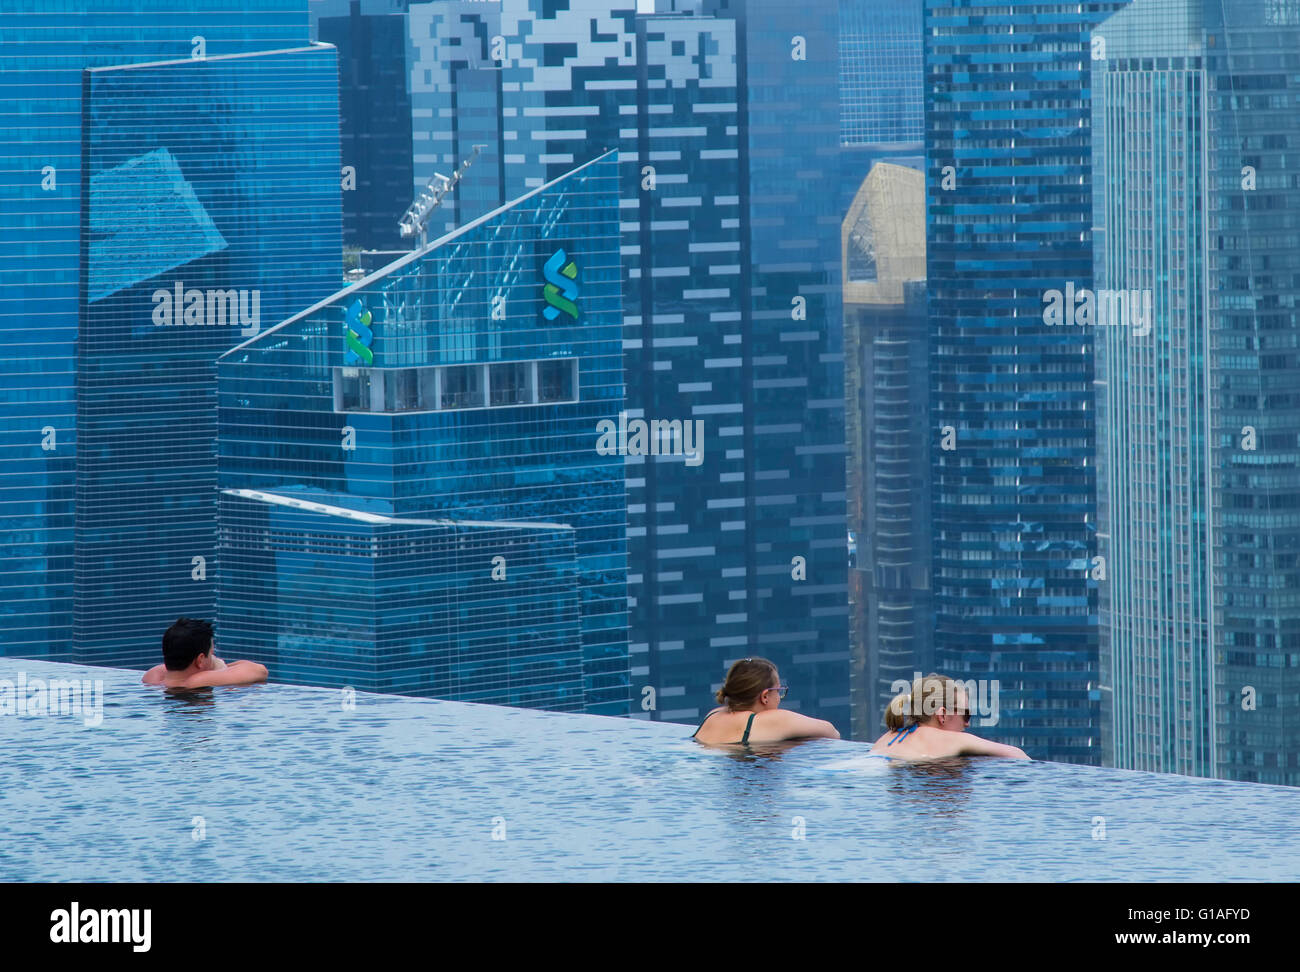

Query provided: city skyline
[1,0,1297,784]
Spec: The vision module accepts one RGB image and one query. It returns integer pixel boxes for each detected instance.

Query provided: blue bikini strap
[888,723,919,746]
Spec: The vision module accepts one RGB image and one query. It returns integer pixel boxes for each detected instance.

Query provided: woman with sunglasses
[868,672,1029,760]
[691,656,840,746]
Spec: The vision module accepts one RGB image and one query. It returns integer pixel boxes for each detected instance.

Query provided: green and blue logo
[343,298,374,366]
[542,248,579,322]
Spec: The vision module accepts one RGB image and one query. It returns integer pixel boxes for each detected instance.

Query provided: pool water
[3,659,1298,881]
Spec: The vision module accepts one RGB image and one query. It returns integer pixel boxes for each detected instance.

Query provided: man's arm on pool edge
[190,660,268,687]
[142,655,229,685]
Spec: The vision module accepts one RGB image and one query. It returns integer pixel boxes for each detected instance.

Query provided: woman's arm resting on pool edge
[958,735,1029,759]
[773,710,840,740]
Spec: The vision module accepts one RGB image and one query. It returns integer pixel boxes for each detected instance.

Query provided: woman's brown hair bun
[716,656,779,709]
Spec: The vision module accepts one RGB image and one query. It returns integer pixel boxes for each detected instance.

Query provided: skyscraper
[408,0,850,727]
[838,0,927,738]
[839,0,923,150]
[320,0,415,252]
[685,0,849,726]
[0,0,331,661]
[75,44,342,667]
[1093,0,1300,785]
[219,488,587,706]
[407,0,509,236]
[843,163,930,740]
[1091,0,1212,778]
[924,0,1127,762]
[216,153,630,713]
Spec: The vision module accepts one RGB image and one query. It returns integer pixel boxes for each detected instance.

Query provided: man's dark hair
[163,617,215,671]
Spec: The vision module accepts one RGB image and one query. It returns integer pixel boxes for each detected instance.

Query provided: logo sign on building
[542,247,579,322]
[343,298,374,366]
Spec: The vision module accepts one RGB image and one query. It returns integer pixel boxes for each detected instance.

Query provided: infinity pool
[3,659,1298,881]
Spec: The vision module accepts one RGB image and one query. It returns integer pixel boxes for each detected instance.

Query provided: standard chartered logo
[542,247,579,321]
[343,298,374,366]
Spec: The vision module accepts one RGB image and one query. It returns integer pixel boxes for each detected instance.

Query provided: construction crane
[398,144,485,248]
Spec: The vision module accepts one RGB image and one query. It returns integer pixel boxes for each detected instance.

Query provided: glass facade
[219,488,585,706]
[839,0,923,148]
[686,0,850,727]
[320,2,415,252]
[843,164,931,740]
[925,0,1126,762]
[1092,0,1213,777]
[216,154,630,713]
[0,1,321,661]
[75,45,343,667]
[1207,0,1300,786]
[407,0,509,238]
[407,0,850,730]
[1094,0,1300,785]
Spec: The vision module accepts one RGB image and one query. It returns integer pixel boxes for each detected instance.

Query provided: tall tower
[410,0,850,727]
[0,1,335,662]
[1093,0,1300,785]
[925,0,1128,762]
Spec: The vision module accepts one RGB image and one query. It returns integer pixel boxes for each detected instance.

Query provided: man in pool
[142,617,269,689]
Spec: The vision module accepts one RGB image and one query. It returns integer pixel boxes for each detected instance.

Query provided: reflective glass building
[319,0,415,252]
[216,154,630,713]
[77,45,342,667]
[1093,0,1300,785]
[925,0,1127,762]
[0,0,328,660]
[839,0,923,149]
[408,0,850,729]
[1091,0,1212,778]
[842,163,931,740]
[220,488,585,706]
[837,0,928,737]
[407,0,510,237]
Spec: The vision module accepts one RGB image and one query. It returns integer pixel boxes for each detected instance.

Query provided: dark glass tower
[74,45,342,666]
[838,0,928,738]
[0,0,327,661]
[410,0,850,728]
[924,0,1127,762]
[1094,0,1300,785]
[216,154,630,713]
[320,1,415,252]
[1206,0,1300,785]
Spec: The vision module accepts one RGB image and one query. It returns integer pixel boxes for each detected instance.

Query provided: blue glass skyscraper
[1091,0,1212,778]
[408,0,509,237]
[1093,0,1300,785]
[843,164,930,740]
[676,0,849,726]
[839,0,923,149]
[220,488,586,706]
[216,154,630,713]
[837,0,928,737]
[0,1,330,661]
[74,45,342,667]
[408,0,850,728]
[925,0,1127,762]
[319,1,415,252]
